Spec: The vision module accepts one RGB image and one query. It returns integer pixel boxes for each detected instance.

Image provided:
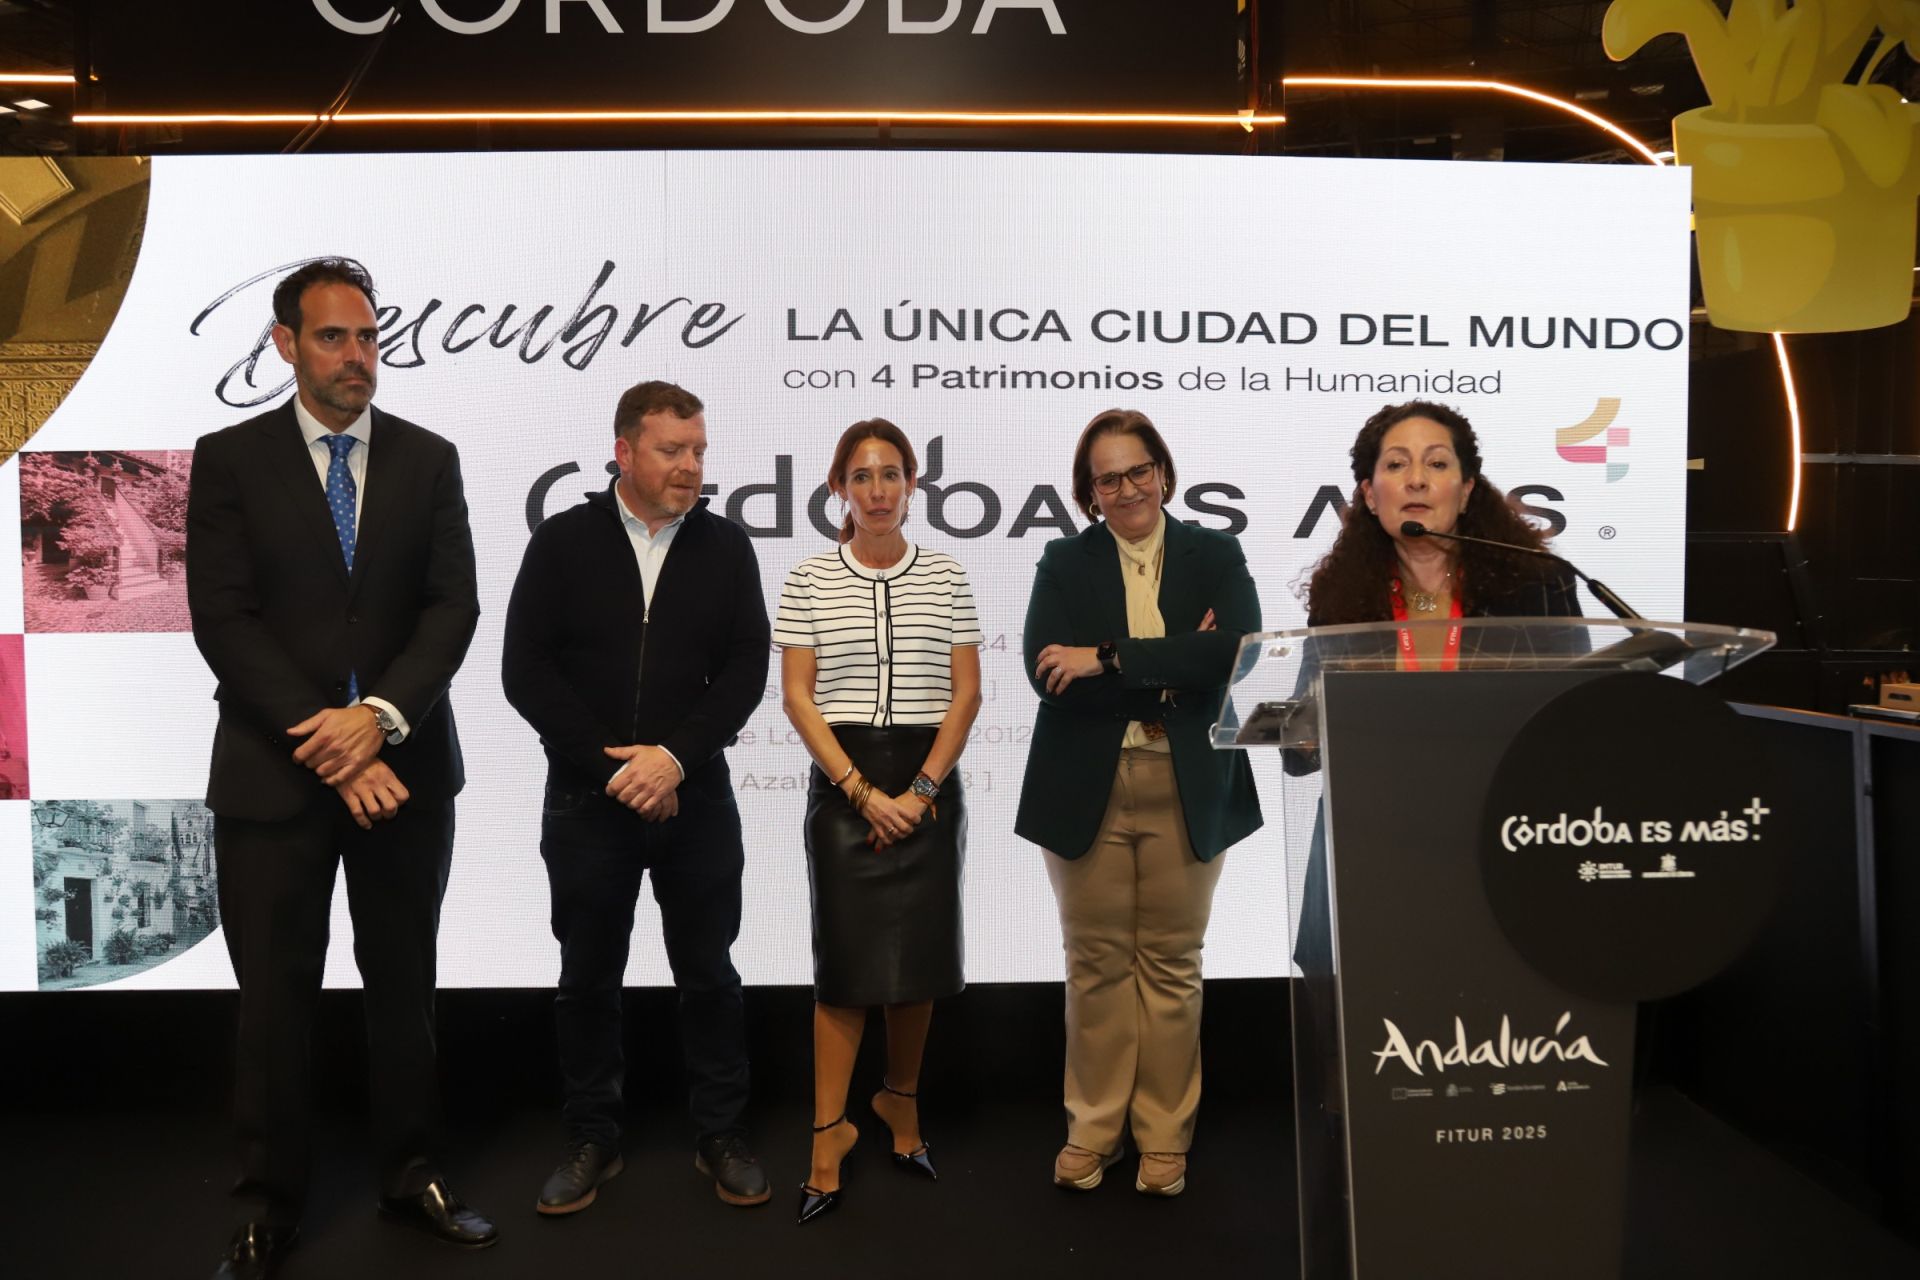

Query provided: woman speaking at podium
[1017,408,1263,1199]
[1303,399,1580,644]
[1291,400,1584,1154]
[1296,399,1582,922]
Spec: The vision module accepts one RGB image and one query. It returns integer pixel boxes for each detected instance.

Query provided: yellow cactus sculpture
[1605,0,1920,331]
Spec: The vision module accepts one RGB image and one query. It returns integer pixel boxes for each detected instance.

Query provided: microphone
[1399,520,1643,620]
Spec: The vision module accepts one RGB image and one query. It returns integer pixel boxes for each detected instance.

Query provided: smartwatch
[1097,640,1120,675]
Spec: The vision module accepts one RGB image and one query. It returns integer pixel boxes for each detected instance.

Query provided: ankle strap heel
[874,1081,937,1181]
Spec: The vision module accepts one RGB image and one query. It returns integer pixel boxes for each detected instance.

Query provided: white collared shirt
[610,482,685,782]
[291,395,407,741]
[293,395,371,536]
[614,482,685,609]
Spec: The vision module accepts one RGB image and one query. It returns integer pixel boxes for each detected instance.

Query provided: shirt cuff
[361,696,409,744]
[659,745,686,781]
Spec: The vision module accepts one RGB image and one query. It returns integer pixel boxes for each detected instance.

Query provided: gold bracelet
[831,760,855,786]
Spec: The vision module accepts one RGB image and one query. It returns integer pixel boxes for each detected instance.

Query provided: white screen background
[3,150,1692,989]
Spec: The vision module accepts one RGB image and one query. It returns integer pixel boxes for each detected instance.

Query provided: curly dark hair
[1303,400,1555,624]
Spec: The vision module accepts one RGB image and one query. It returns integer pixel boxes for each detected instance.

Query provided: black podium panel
[1316,669,1635,1280]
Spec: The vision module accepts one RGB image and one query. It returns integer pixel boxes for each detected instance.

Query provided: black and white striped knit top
[773,543,983,727]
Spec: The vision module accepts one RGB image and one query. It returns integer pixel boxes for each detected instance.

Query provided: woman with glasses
[1015,408,1263,1198]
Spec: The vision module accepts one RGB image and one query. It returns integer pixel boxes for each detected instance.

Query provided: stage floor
[2,1088,1914,1278]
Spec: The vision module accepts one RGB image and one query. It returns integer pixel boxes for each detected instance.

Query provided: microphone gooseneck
[1396,521,1642,620]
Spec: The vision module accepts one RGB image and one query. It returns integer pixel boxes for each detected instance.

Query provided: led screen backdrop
[5,150,1692,990]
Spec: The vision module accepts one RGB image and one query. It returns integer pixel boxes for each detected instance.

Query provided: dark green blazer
[1015,517,1264,862]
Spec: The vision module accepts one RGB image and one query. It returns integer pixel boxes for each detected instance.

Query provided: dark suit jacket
[1015,518,1264,863]
[186,401,480,821]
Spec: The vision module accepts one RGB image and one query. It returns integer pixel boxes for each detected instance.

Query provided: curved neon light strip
[1282,75,1667,166]
[1287,74,1802,532]
[1772,334,1803,531]
[75,108,1284,128]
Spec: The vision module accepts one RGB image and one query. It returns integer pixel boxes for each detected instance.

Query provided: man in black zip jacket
[502,380,773,1214]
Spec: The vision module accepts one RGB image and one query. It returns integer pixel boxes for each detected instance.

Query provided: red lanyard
[1389,578,1462,671]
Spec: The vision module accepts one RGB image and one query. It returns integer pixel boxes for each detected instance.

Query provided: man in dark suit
[186,258,493,1280]
[502,380,772,1215]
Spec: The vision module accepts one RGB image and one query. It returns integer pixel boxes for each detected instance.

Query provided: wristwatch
[1097,640,1120,675]
[910,772,940,803]
[370,703,404,745]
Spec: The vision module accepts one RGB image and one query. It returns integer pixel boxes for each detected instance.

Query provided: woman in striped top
[774,418,983,1224]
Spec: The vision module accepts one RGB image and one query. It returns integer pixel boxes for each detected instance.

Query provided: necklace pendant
[1411,590,1438,613]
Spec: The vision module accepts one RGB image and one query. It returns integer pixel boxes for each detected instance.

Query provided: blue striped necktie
[324,433,359,701]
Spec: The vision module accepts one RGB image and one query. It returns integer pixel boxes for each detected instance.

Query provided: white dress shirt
[611,483,685,781]
[615,481,684,610]
[292,396,408,741]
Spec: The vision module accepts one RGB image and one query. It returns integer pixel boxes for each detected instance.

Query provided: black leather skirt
[805,725,966,1007]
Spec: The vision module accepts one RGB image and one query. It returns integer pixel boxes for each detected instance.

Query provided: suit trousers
[540,782,749,1147]
[1043,748,1226,1155]
[216,796,455,1227]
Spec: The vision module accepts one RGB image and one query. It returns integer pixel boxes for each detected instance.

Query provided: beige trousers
[1044,748,1226,1154]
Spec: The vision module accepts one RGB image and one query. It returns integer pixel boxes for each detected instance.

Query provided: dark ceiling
[1,1,1914,162]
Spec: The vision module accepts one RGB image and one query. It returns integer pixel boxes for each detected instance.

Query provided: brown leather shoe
[1052,1143,1121,1190]
[1135,1151,1187,1196]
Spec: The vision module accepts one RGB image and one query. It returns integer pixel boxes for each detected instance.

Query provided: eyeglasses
[1091,462,1158,495]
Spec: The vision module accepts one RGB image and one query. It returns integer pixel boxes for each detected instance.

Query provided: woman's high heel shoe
[797,1114,854,1225]
[873,1080,938,1181]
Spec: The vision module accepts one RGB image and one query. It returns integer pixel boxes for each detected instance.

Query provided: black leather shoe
[212,1222,298,1279]
[378,1178,498,1248]
[874,1079,939,1181]
[797,1114,853,1225]
[695,1131,772,1206]
[796,1181,840,1225]
[537,1142,625,1215]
